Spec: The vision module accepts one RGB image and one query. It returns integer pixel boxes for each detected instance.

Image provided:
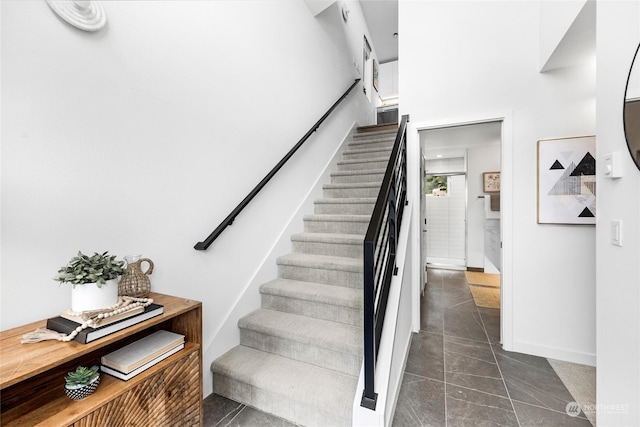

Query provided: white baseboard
[510,340,596,367]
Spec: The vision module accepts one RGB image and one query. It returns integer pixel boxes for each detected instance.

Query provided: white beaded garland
[57,297,153,342]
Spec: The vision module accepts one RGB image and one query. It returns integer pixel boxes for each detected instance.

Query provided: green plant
[425,175,448,193]
[65,365,99,388]
[54,251,125,287]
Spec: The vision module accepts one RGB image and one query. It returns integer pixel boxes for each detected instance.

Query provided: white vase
[71,278,119,312]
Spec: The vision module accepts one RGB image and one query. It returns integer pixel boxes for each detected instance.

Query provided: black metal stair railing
[195,79,361,251]
[361,114,409,410]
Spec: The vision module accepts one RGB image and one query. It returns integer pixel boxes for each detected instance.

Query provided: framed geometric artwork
[537,135,596,225]
[483,172,500,193]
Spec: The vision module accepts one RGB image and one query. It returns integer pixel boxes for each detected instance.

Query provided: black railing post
[361,115,409,411]
[388,177,397,272]
[361,240,377,409]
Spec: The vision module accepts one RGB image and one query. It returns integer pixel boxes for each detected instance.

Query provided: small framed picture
[373,59,379,92]
[483,172,500,193]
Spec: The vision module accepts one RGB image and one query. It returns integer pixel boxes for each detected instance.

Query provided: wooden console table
[0,293,202,426]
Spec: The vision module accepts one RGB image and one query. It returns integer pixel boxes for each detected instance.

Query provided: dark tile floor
[203,268,592,426]
[392,268,592,427]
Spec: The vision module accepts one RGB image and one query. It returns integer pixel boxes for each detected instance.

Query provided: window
[425,175,448,196]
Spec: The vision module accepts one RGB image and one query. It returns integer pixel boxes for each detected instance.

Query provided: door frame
[408,110,514,351]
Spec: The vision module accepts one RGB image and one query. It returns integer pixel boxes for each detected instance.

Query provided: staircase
[211,125,398,427]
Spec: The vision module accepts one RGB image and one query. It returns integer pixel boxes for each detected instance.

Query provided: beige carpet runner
[465,271,500,309]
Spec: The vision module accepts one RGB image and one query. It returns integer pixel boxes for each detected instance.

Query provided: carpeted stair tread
[330,170,385,184]
[238,308,362,356]
[348,142,394,151]
[212,346,357,425]
[331,168,386,175]
[303,214,371,234]
[357,123,398,133]
[277,252,362,272]
[303,213,371,223]
[352,129,397,139]
[324,182,381,190]
[260,278,362,326]
[337,157,390,170]
[348,135,395,149]
[343,148,393,161]
[343,146,393,156]
[291,232,363,245]
[330,169,386,178]
[291,232,364,259]
[260,278,362,309]
[314,198,376,215]
[277,253,363,288]
[338,156,390,167]
[315,197,377,205]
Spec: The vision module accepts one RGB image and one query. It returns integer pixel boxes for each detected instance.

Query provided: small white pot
[71,278,119,312]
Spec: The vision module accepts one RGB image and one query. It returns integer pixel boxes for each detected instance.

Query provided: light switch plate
[604,152,622,178]
[611,220,623,246]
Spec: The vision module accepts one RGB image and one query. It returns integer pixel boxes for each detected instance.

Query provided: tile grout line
[474,296,522,427]
[441,273,449,427]
[510,398,591,421]
[211,402,244,427]
[223,405,247,427]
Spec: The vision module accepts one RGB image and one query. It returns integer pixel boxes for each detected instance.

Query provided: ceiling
[360,0,398,64]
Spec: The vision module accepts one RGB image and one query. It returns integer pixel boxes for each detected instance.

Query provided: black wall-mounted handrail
[361,114,409,410]
[195,79,361,251]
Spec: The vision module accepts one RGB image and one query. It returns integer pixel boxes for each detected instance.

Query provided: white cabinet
[484,225,501,272]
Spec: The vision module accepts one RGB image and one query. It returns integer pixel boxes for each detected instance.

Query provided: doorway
[413,117,509,345]
[420,123,501,272]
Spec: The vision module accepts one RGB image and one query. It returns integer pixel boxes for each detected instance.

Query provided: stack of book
[46,303,164,344]
[100,330,185,380]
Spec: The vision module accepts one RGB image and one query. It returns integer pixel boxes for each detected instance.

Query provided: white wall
[400,0,596,364]
[629,45,640,100]
[378,60,398,101]
[1,0,376,397]
[596,1,640,425]
[467,145,501,269]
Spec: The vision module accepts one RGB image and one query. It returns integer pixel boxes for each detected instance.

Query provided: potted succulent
[55,251,125,312]
[64,365,101,400]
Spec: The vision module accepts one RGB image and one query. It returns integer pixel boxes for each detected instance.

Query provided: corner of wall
[539,0,595,72]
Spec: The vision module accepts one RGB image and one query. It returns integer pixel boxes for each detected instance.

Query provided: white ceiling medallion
[46,1,107,32]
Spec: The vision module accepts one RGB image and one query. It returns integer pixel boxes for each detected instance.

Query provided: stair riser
[303,219,369,234]
[331,172,384,184]
[261,294,363,327]
[314,202,374,215]
[278,265,363,288]
[239,329,362,376]
[352,133,396,142]
[292,240,362,259]
[323,186,380,198]
[348,141,395,151]
[338,159,388,171]
[343,149,392,160]
[213,375,351,427]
